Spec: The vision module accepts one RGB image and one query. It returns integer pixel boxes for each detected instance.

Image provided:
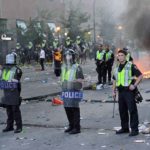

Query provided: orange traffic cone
[52,97,63,106]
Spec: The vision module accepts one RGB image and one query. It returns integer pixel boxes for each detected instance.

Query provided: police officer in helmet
[61,49,84,134]
[0,53,23,133]
[65,37,73,49]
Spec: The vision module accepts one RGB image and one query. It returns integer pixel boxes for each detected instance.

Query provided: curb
[23,92,61,101]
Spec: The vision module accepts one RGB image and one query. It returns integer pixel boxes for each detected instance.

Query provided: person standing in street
[53,48,62,77]
[39,48,45,71]
[53,38,60,50]
[95,44,105,85]
[65,37,73,49]
[0,53,23,133]
[103,45,114,85]
[61,49,84,134]
[26,41,33,64]
[112,50,143,136]
[75,36,86,64]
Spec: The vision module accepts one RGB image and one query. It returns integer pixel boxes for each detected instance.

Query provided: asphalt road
[0,60,150,150]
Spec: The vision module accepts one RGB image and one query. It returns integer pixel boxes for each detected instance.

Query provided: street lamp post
[56,26,61,41]
[87,31,91,42]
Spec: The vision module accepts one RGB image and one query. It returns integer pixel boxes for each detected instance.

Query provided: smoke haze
[125,0,150,49]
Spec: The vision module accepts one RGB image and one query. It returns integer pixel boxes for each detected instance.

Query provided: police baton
[112,95,116,118]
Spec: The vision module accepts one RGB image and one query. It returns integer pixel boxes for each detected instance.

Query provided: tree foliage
[60,6,89,40]
[16,9,54,47]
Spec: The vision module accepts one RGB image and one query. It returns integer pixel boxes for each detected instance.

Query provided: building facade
[0,0,65,64]
[0,0,64,20]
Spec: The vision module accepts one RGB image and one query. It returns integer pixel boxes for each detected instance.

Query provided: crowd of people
[12,36,93,66]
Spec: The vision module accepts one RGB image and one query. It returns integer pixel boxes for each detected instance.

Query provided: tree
[60,5,89,40]
[16,9,54,48]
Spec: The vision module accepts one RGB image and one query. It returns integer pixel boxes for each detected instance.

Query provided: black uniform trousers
[118,89,139,132]
[96,63,105,84]
[64,107,80,130]
[103,63,112,83]
[40,58,45,71]
[6,105,22,129]
[54,61,61,77]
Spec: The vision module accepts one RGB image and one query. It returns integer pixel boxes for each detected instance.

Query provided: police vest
[2,67,17,81]
[66,41,71,46]
[61,64,78,82]
[114,62,132,87]
[16,45,21,50]
[42,42,46,48]
[76,40,80,45]
[53,42,58,49]
[96,51,104,60]
[28,42,33,49]
[106,50,113,61]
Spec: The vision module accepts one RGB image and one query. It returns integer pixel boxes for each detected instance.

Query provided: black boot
[116,128,129,134]
[2,127,14,132]
[129,130,139,136]
[69,129,81,134]
[14,127,22,133]
[64,108,74,133]
[64,127,73,133]
[13,105,22,133]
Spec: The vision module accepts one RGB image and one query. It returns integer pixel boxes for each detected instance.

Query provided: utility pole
[93,0,96,44]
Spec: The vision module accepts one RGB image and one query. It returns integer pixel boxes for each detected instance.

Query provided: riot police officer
[65,37,73,49]
[103,45,114,85]
[0,54,23,133]
[75,36,85,51]
[53,38,60,50]
[95,44,105,85]
[61,49,84,134]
